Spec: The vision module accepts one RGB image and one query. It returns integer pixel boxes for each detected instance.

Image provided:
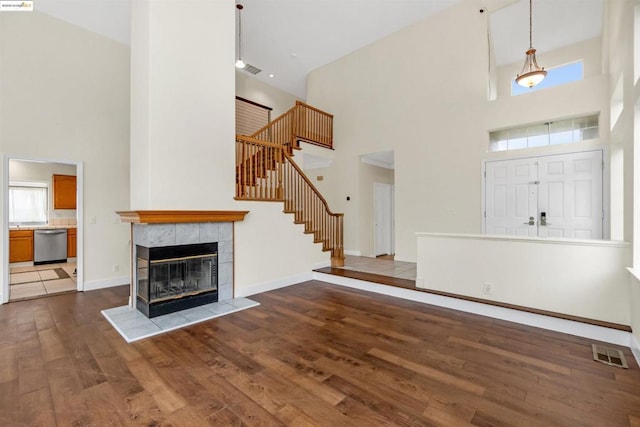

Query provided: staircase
[235,101,344,267]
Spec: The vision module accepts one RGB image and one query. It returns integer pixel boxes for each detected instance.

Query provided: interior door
[374,183,393,256]
[485,150,603,239]
[485,157,538,237]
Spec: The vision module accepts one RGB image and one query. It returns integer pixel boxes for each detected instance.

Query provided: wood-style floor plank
[0,281,639,426]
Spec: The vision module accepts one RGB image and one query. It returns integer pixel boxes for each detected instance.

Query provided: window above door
[489,114,599,152]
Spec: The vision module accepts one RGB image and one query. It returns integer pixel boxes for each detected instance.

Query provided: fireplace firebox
[136,242,218,318]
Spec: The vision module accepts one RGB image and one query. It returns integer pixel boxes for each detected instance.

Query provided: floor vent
[241,64,262,75]
[592,344,628,369]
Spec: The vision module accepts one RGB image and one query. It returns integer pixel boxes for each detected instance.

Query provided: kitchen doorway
[3,155,84,303]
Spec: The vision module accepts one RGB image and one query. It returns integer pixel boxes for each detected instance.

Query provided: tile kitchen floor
[9,262,77,301]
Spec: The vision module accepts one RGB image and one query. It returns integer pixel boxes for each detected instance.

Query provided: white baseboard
[631,333,640,367]
[344,250,361,256]
[83,275,129,291]
[235,272,313,298]
[313,271,633,348]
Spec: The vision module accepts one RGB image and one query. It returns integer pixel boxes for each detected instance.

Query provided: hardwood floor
[1,281,639,426]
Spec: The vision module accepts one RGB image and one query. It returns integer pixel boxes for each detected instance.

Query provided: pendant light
[515,0,546,88]
[235,4,245,69]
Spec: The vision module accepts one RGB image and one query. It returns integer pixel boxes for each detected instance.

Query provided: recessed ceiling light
[290,53,297,58]
[269,74,274,78]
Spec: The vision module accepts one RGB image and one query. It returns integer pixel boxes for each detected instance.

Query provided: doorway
[374,182,394,256]
[3,156,84,303]
[484,150,604,239]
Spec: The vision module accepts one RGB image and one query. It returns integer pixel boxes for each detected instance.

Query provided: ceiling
[36,0,603,98]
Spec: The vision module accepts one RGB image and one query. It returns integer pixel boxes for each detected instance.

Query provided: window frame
[8,180,49,226]
[511,60,585,96]
[489,114,599,153]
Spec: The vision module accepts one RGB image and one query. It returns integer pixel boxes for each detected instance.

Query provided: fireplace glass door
[136,242,218,317]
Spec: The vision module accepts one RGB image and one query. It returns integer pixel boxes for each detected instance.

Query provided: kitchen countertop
[9,225,76,230]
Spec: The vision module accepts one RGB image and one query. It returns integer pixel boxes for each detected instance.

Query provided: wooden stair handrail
[282,150,341,218]
[236,135,284,149]
[236,135,340,217]
[249,105,296,141]
[295,100,334,117]
[247,102,333,150]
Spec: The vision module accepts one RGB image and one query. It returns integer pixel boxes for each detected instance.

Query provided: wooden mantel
[116,210,249,224]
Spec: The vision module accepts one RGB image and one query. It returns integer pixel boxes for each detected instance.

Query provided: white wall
[605,0,640,347]
[9,160,77,222]
[236,71,301,119]
[234,202,326,295]
[306,1,610,262]
[630,273,640,360]
[128,0,328,295]
[130,0,236,211]
[416,233,631,325]
[0,11,131,289]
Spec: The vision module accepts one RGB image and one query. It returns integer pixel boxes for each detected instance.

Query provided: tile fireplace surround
[116,210,249,311]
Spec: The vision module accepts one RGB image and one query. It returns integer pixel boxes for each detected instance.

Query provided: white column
[130,0,236,210]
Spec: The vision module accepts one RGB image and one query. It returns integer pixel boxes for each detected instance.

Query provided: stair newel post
[289,107,295,155]
[295,105,300,150]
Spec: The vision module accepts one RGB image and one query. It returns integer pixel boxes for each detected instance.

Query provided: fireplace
[136,242,218,318]
[116,211,248,318]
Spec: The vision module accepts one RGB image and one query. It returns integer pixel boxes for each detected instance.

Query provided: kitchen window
[9,181,48,226]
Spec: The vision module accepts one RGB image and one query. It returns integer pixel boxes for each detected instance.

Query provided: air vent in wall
[242,64,261,75]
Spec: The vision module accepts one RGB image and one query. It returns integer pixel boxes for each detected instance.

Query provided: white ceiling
[36,0,130,46]
[489,0,604,66]
[36,0,603,98]
[238,0,460,97]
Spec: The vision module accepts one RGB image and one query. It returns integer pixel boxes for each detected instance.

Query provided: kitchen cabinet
[53,174,77,209]
[9,230,34,263]
[67,228,77,258]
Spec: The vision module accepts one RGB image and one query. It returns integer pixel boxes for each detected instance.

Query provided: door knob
[524,216,535,225]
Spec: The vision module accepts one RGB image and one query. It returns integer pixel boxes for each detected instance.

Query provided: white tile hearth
[102,297,260,343]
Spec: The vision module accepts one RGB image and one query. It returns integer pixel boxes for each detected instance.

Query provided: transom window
[512,60,584,96]
[9,181,48,226]
[489,114,599,152]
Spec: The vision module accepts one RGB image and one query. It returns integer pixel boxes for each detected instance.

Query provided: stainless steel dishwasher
[34,229,68,264]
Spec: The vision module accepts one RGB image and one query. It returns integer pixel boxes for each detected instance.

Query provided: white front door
[537,151,603,239]
[485,150,603,239]
[485,157,538,237]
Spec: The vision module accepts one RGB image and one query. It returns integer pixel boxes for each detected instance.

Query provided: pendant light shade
[515,0,546,88]
[235,4,245,69]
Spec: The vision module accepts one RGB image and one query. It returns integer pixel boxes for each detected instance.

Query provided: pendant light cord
[529,0,533,49]
[237,4,243,60]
